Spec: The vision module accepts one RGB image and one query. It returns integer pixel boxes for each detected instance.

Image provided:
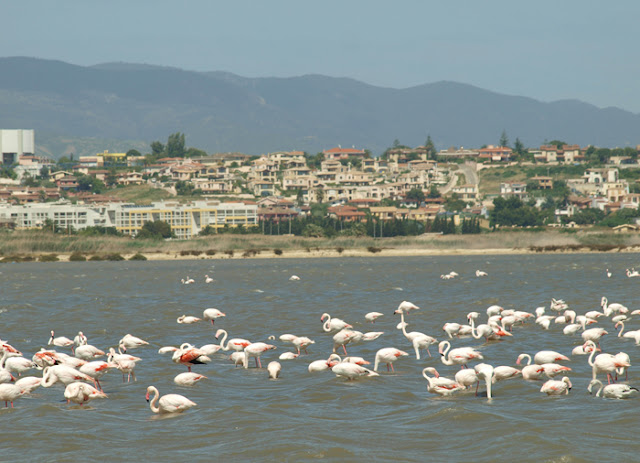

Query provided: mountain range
[0,57,639,158]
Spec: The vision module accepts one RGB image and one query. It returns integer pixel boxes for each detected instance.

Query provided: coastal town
[1,129,639,239]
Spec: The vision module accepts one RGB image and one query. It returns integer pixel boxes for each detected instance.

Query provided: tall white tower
[0,129,35,164]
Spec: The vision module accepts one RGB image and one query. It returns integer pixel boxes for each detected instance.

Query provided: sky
[3,1,640,113]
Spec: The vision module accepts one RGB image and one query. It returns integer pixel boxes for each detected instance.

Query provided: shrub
[224,250,234,257]
[129,253,147,261]
[274,248,283,256]
[69,252,86,262]
[336,247,344,254]
[39,254,59,262]
[180,250,190,256]
[206,249,217,256]
[104,253,125,261]
[190,250,202,256]
[367,246,382,253]
[242,249,259,257]
[89,255,104,261]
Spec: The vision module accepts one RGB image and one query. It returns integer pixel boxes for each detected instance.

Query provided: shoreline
[16,245,640,263]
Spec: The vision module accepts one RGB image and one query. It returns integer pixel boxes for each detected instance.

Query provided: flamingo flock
[3,264,640,417]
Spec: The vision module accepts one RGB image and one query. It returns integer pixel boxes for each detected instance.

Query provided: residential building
[0,129,34,165]
[322,146,367,161]
[478,145,512,162]
[500,181,527,198]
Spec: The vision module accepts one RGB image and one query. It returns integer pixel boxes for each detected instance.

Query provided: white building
[0,200,258,239]
[0,130,35,165]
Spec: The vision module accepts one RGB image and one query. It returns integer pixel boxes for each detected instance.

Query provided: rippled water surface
[2,254,640,462]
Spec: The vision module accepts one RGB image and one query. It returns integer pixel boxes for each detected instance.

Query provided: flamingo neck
[587,343,596,367]
[617,322,625,337]
[148,387,160,413]
[440,342,454,365]
[218,330,229,350]
[519,353,532,365]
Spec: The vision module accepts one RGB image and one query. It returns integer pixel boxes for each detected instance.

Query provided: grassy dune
[1,229,640,262]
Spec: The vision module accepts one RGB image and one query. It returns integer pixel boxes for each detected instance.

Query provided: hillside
[1,57,639,157]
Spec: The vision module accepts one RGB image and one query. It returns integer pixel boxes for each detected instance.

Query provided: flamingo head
[145,391,150,402]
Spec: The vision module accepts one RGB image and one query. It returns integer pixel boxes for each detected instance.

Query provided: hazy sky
[3,1,640,112]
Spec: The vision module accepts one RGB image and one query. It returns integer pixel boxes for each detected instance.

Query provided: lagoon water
[2,253,640,462]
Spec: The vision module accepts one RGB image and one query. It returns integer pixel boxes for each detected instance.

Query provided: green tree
[296,189,304,205]
[126,149,142,157]
[427,185,441,198]
[406,188,425,203]
[514,138,525,155]
[425,135,436,159]
[185,147,207,158]
[314,187,324,204]
[137,220,174,239]
[547,140,567,149]
[167,133,186,157]
[500,130,509,148]
[39,166,50,179]
[150,141,165,156]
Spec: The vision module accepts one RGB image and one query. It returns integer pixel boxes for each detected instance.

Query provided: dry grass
[108,185,173,205]
[1,228,640,258]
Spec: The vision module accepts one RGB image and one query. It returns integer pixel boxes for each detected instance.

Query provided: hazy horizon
[3,1,640,113]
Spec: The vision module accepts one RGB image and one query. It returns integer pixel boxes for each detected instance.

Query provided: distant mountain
[0,56,638,158]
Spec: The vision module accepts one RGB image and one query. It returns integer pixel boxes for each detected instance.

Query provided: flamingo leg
[187,365,192,372]
[390,363,395,373]
[387,364,390,372]
[96,378,102,392]
[427,348,432,358]
[475,381,479,396]
[131,371,136,382]
[257,357,263,368]
[342,345,348,355]
[122,373,126,383]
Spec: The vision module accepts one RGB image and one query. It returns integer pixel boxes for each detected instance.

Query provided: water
[1,254,639,462]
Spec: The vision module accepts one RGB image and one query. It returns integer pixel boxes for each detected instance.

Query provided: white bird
[203,308,226,325]
[267,361,281,379]
[423,367,465,396]
[174,372,207,387]
[331,362,377,380]
[606,269,612,278]
[439,341,483,368]
[289,275,300,281]
[365,312,384,323]
[119,334,149,351]
[476,270,488,277]
[396,301,420,315]
[540,376,572,395]
[75,344,105,361]
[204,274,214,283]
[321,313,352,332]
[73,331,88,347]
[279,352,299,360]
[146,385,196,413]
[48,331,75,351]
[64,382,107,406]
[177,315,202,324]
[373,347,409,372]
[588,379,638,399]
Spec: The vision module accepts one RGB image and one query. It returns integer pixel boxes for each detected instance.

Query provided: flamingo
[146,386,196,414]
[14,376,42,394]
[41,365,95,387]
[365,312,384,323]
[581,328,608,348]
[331,362,377,380]
[177,315,202,324]
[267,361,282,379]
[486,305,504,317]
[0,383,26,408]
[215,329,251,352]
[64,382,108,406]
[49,331,75,352]
[492,365,522,383]
[606,269,612,278]
[342,356,370,366]
[229,352,246,367]
[204,274,214,283]
[515,354,546,380]
[75,345,105,361]
[321,313,352,332]
[108,348,141,382]
[422,367,465,396]
[517,351,570,365]
[614,352,631,381]
[332,329,357,355]
[118,334,149,351]
[541,363,572,378]
[373,347,409,372]
[243,342,276,369]
[588,379,638,399]
[308,354,341,373]
[279,352,299,360]
[474,363,494,398]
[443,323,462,338]
[438,341,483,368]
[584,340,629,383]
[174,372,207,386]
[396,311,437,359]
[540,376,572,395]
[203,308,226,325]
[73,331,88,347]
[172,344,211,372]
[395,301,419,315]
[78,361,113,391]
[476,270,488,277]
[289,275,300,281]
[615,321,640,345]
[1,352,36,376]
[279,334,315,355]
[455,368,480,393]
[601,297,628,316]
[0,366,15,384]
